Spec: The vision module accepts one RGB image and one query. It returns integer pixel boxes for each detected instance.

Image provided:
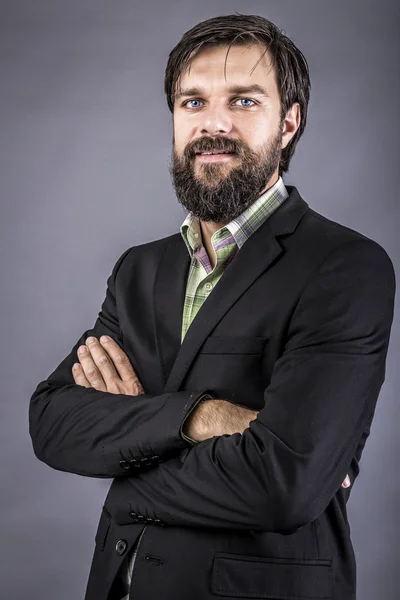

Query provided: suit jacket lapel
[153,185,309,393]
[153,236,190,386]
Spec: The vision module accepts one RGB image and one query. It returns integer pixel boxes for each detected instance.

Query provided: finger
[341,474,351,488]
[72,363,91,388]
[84,336,122,386]
[77,344,107,391]
[98,335,138,382]
[130,376,145,395]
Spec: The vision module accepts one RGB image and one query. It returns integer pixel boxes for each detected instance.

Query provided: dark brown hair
[164,13,311,175]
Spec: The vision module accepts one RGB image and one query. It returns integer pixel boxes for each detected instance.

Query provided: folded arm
[111,240,395,533]
[28,247,212,478]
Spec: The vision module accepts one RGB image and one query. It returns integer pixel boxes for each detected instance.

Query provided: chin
[195,163,235,178]
[196,175,229,189]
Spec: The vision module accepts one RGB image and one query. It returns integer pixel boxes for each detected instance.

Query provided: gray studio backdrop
[1,1,399,599]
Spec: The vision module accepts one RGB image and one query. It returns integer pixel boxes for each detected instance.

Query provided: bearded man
[29,13,395,600]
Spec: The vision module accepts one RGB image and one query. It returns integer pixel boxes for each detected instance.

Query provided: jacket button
[129,458,141,468]
[119,460,130,470]
[140,457,153,467]
[115,539,128,555]
[154,519,165,526]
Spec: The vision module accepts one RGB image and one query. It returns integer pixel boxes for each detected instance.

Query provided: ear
[281,103,301,150]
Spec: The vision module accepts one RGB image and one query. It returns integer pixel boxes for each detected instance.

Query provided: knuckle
[98,355,109,366]
[86,368,99,380]
[117,353,129,365]
[133,379,143,394]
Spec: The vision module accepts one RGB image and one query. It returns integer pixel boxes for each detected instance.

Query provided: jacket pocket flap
[211,552,332,599]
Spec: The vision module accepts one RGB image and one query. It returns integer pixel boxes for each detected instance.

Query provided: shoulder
[296,207,395,295]
[297,203,393,267]
[111,232,183,277]
[304,205,379,243]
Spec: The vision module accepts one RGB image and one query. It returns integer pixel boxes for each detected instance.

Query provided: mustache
[185,137,244,158]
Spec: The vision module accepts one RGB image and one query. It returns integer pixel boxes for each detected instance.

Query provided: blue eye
[237,98,255,107]
[186,99,202,108]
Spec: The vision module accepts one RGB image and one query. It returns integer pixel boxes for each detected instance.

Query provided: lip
[195,152,237,162]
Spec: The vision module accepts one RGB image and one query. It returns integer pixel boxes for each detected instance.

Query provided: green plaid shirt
[180,176,289,343]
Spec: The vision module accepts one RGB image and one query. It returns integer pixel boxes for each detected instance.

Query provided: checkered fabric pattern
[180,176,289,342]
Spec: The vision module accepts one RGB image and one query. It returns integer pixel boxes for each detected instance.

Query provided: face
[169,43,300,223]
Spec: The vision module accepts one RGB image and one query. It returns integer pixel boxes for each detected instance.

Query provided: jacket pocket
[95,506,111,552]
[211,552,332,599]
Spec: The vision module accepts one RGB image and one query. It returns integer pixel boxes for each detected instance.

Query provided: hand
[341,474,351,488]
[183,399,351,488]
[72,335,144,395]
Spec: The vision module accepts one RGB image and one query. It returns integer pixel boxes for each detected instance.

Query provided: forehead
[177,43,278,96]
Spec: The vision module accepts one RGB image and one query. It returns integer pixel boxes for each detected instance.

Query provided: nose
[199,105,233,136]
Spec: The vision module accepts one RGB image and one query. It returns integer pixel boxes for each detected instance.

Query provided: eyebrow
[174,84,270,101]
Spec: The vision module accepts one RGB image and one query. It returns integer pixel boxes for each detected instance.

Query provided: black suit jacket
[29,186,396,600]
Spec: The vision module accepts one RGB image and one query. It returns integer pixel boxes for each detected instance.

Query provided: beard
[169,127,283,223]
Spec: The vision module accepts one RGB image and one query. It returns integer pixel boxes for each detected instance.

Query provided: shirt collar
[180,176,288,257]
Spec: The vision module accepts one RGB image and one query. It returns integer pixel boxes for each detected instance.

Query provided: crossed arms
[29,239,395,532]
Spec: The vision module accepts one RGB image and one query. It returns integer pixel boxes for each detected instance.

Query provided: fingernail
[100,336,109,343]
[73,363,80,370]
[86,337,96,344]
[78,345,87,354]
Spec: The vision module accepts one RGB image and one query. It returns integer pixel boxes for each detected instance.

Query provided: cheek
[242,117,271,146]
[173,114,188,141]
[173,131,188,157]
[173,113,200,150]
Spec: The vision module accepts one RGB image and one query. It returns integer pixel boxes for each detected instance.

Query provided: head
[165,14,311,223]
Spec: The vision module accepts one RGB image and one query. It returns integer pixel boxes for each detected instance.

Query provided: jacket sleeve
[113,239,396,533]
[28,246,213,478]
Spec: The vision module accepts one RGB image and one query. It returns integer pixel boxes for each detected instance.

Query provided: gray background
[1,1,399,598]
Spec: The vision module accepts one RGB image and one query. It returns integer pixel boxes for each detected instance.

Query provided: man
[29,13,395,600]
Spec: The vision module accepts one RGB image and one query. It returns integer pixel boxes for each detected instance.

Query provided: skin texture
[71,43,350,489]
[72,335,144,395]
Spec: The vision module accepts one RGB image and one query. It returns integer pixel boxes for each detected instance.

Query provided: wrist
[181,393,215,444]
[186,398,218,442]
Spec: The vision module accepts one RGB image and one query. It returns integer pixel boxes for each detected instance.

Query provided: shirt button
[115,539,128,556]
[194,233,199,238]
[205,282,213,291]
